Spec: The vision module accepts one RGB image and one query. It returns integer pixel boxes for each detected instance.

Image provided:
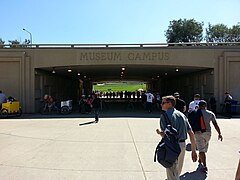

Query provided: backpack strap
[154,142,159,162]
[162,112,172,126]
[162,111,179,140]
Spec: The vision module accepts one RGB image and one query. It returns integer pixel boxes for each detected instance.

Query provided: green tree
[228,23,240,42]
[205,23,229,42]
[0,38,5,48]
[8,39,20,48]
[165,19,204,43]
[8,39,31,48]
[0,38,4,44]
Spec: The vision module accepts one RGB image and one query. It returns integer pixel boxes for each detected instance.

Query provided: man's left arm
[187,130,197,162]
[212,121,223,141]
[156,114,166,137]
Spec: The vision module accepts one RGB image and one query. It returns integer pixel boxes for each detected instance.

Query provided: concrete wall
[158,69,214,104]
[215,51,240,111]
[33,48,216,68]
[0,51,34,113]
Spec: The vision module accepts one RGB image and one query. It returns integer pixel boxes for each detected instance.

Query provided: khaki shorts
[195,131,211,153]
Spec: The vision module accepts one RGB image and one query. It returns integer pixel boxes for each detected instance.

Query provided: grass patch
[93,83,146,92]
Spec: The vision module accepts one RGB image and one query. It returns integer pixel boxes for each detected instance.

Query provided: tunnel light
[175,68,179,72]
[77,73,80,76]
[68,69,72,73]
[121,71,124,74]
[165,72,168,75]
[121,67,125,71]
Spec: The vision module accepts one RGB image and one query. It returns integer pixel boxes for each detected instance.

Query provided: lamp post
[23,28,32,45]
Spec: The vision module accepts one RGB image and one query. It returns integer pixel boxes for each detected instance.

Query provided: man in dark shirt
[224,92,232,118]
[174,92,186,113]
[92,93,102,123]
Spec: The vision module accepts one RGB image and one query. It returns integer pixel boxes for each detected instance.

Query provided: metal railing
[0,42,240,49]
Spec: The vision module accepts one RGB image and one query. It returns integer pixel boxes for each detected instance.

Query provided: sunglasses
[161,101,169,105]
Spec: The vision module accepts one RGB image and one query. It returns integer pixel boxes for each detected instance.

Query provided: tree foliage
[0,38,4,44]
[165,19,204,43]
[8,39,20,48]
[7,39,31,48]
[228,23,240,42]
[0,38,4,48]
[205,23,240,42]
[205,23,229,42]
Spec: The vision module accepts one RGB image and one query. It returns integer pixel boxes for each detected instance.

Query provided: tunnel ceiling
[39,65,209,82]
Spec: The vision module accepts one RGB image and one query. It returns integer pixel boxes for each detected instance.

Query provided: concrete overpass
[0,43,240,113]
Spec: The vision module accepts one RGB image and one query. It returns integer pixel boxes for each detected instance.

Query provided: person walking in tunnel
[188,94,201,113]
[145,90,154,113]
[79,95,87,114]
[85,95,93,113]
[92,93,101,123]
[156,92,161,110]
[209,96,217,115]
[224,92,233,118]
[174,92,186,113]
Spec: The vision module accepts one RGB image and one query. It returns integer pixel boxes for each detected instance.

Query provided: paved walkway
[0,114,239,180]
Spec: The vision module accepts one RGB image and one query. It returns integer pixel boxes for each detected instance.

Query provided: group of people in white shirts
[145,90,201,114]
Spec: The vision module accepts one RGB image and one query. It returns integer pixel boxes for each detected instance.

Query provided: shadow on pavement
[180,170,207,180]
[79,120,97,126]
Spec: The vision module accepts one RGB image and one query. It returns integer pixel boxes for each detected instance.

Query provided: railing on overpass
[0,42,240,49]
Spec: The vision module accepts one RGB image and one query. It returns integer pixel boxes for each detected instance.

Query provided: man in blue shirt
[156,95,197,180]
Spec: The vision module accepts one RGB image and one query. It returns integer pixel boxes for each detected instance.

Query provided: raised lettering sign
[79,51,169,61]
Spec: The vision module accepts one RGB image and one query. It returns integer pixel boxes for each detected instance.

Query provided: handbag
[154,112,181,168]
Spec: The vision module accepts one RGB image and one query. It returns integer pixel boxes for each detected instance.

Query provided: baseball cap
[174,92,180,97]
[194,94,200,98]
[199,100,207,107]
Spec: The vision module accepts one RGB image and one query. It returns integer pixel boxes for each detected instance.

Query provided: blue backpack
[154,113,181,168]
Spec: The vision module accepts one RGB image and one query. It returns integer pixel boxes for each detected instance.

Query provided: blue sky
[1,0,240,44]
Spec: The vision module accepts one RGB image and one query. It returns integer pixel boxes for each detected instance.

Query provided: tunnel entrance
[34,65,214,114]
